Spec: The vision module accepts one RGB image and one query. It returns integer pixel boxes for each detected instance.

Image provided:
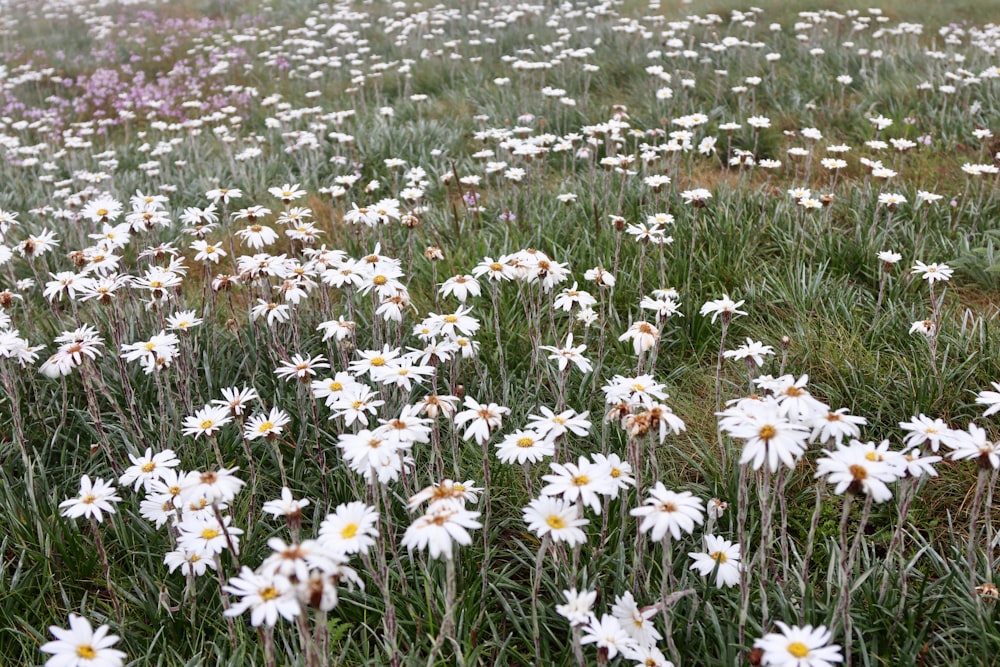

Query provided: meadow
[2,0,1000,665]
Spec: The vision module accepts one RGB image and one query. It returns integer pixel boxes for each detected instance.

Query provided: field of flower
[2,0,1000,665]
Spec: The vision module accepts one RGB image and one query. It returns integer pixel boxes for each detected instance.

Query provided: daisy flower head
[191,239,227,263]
[602,373,669,408]
[224,566,299,627]
[541,456,615,515]
[213,385,259,417]
[611,590,662,647]
[81,195,123,223]
[177,514,244,557]
[591,452,635,498]
[523,495,589,546]
[911,261,953,285]
[319,501,379,555]
[946,423,1000,470]
[454,397,510,445]
[689,534,743,588]
[580,614,636,661]
[618,321,660,356]
[723,338,775,368]
[630,483,705,541]
[556,587,598,627]
[251,299,292,326]
[59,475,121,523]
[975,382,1000,417]
[165,310,204,332]
[899,413,955,452]
[809,408,867,447]
[182,404,233,439]
[262,487,311,522]
[526,406,592,442]
[814,440,901,503]
[40,614,126,667]
[540,333,593,373]
[718,396,810,472]
[753,621,842,667]
[268,182,307,203]
[186,467,246,505]
[496,429,554,465]
[331,386,385,428]
[700,294,747,324]
[244,407,291,440]
[164,547,217,577]
[877,250,902,266]
[680,188,712,207]
[274,353,330,382]
[901,449,942,479]
[439,274,481,303]
[401,506,482,560]
[118,448,180,491]
[407,479,481,512]
[205,187,243,204]
[770,374,829,422]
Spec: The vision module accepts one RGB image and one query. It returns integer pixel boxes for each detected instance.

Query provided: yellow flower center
[490,263,502,271]
[77,645,97,659]
[330,382,343,391]
[201,528,220,540]
[787,642,810,658]
[373,275,388,285]
[516,437,534,447]
[758,424,777,440]
[572,475,589,486]
[785,386,804,397]
[546,515,566,529]
[200,420,214,430]
[257,421,274,433]
[849,464,868,481]
[341,523,358,539]
[710,551,727,563]
[206,245,215,253]
[141,462,156,473]
[260,586,279,601]
[370,357,385,366]
[81,494,96,505]
[444,315,458,323]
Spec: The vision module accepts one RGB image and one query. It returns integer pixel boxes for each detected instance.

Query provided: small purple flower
[500,209,516,222]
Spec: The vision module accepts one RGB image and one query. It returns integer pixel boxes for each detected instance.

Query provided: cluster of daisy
[6,0,1000,665]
